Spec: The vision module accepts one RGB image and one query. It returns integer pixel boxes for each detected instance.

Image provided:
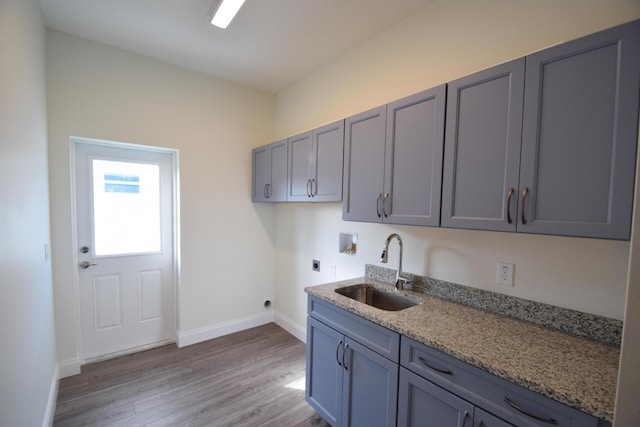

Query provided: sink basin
[335,284,420,311]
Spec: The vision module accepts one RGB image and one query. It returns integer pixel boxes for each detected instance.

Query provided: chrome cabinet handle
[521,187,529,224]
[376,193,382,218]
[306,179,311,197]
[506,188,514,224]
[459,410,469,427]
[263,183,268,199]
[477,420,484,427]
[335,339,343,367]
[79,261,98,269]
[418,356,453,375]
[383,192,389,217]
[504,397,558,425]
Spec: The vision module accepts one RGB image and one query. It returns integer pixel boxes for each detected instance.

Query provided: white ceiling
[41,0,435,93]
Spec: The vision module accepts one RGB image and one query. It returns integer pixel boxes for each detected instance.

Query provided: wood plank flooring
[54,323,330,427]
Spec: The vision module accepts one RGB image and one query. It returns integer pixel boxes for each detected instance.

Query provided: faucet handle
[395,275,411,291]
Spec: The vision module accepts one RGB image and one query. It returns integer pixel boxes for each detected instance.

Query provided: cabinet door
[287,131,313,201]
[342,337,398,427]
[519,21,640,239]
[441,58,525,232]
[474,408,513,427]
[313,120,345,202]
[269,139,288,201]
[384,86,446,226]
[343,106,387,222]
[306,317,344,426]
[398,368,474,427]
[252,145,270,202]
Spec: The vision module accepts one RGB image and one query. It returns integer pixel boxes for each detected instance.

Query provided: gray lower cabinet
[343,86,446,226]
[251,139,287,202]
[398,368,512,427]
[442,19,640,239]
[306,297,399,427]
[306,317,343,425]
[287,120,344,202]
[305,296,610,427]
[400,336,608,427]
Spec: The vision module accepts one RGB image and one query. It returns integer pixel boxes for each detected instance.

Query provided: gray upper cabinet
[343,106,387,222]
[443,20,640,240]
[251,139,287,202]
[314,121,345,202]
[287,131,313,201]
[343,86,446,225]
[288,120,345,202]
[257,20,639,238]
[442,59,525,232]
[519,20,640,240]
[384,87,446,226]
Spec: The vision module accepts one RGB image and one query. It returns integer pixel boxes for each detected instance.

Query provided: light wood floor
[54,323,330,427]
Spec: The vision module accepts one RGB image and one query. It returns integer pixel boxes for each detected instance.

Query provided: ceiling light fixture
[210,0,246,29]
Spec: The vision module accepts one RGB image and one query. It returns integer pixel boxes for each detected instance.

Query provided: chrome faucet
[380,233,411,290]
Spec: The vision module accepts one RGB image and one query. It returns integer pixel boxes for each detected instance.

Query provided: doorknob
[79,261,98,269]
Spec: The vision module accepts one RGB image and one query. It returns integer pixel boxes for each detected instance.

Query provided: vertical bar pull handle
[376,194,382,218]
[521,187,529,225]
[306,179,311,197]
[264,184,268,199]
[459,410,469,427]
[335,339,343,367]
[383,193,389,217]
[343,343,349,370]
[506,188,514,224]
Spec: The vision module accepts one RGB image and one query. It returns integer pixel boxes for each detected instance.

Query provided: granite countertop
[305,277,620,422]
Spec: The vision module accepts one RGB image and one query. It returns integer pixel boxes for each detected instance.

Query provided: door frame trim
[69,136,180,364]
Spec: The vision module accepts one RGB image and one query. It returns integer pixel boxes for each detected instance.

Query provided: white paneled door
[74,141,176,361]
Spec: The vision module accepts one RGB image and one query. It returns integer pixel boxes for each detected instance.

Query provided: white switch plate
[496,262,514,286]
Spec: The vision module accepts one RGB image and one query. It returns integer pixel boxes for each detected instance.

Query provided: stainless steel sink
[335,284,420,311]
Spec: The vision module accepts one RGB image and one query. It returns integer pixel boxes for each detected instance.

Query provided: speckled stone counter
[305,277,620,422]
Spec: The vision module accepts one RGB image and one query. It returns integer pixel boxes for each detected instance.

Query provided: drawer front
[401,336,601,427]
[308,296,399,362]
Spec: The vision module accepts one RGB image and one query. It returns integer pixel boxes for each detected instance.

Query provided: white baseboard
[177,311,274,347]
[57,358,81,379]
[42,364,59,427]
[274,312,306,343]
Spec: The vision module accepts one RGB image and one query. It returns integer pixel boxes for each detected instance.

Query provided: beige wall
[46,31,277,368]
[0,0,57,425]
[273,0,640,423]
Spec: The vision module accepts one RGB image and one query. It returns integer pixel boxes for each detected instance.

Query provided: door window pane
[92,160,161,256]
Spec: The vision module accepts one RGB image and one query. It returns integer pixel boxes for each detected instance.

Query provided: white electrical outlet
[496,262,514,286]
